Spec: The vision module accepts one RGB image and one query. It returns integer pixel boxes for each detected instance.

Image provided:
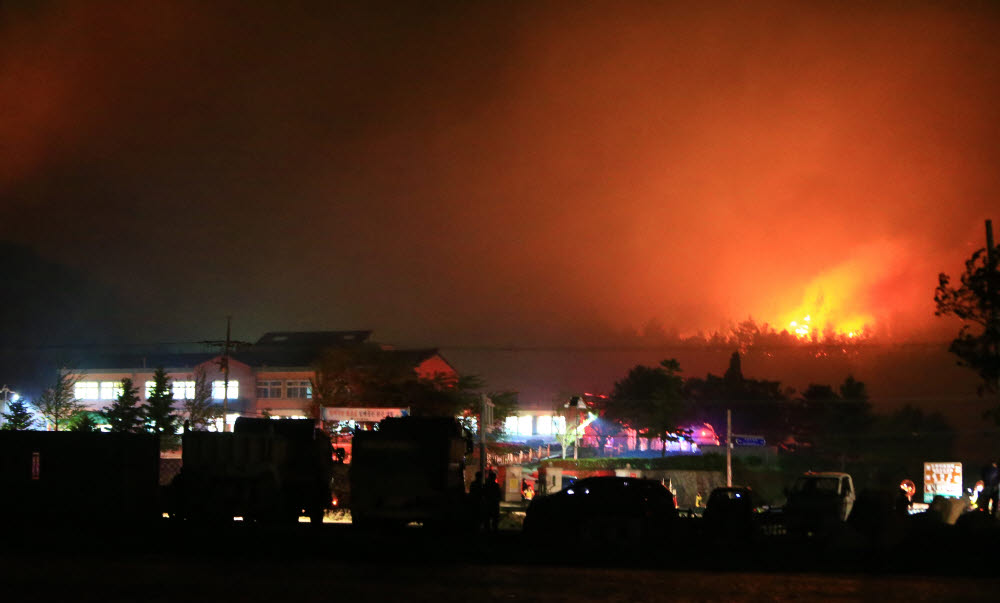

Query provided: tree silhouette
[684,351,788,444]
[68,411,100,432]
[792,377,873,468]
[102,378,144,433]
[607,359,685,457]
[143,367,180,450]
[32,372,85,431]
[935,235,1000,398]
[870,404,955,471]
[183,368,220,431]
[1,399,37,430]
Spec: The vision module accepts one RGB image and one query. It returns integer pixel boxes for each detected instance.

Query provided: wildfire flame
[778,250,885,342]
[786,311,872,341]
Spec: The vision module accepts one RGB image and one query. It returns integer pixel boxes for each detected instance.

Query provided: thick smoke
[1,1,997,346]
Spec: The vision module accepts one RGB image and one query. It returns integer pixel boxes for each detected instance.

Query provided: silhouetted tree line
[589,351,955,471]
[309,344,516,433]
[2,367,200,451]
[613,317,873,351]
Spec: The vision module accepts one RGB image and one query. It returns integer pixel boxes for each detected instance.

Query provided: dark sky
[2,0,999,349]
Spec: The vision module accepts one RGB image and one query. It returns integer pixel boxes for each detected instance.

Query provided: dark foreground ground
[2,518,1000,602]
[3,555,999,603]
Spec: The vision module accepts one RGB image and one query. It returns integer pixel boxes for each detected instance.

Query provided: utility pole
[726,409,732,488]
[987,219,996,357]
[200,316,251,432]
[988,219,995,266]
[987,220,999,519]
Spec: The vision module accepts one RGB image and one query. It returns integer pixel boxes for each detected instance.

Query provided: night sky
[2,2,998,360]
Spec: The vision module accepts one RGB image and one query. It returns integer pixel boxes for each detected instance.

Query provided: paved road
[3,554,998,603]
[3,520,1000,602]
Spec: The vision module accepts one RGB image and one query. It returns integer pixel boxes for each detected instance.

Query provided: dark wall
[0,431,161,526]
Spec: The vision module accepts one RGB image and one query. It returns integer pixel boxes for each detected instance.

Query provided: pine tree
[183,368,220,431]
[102,378,144,433]
[69,411,100,432]
[32,372,86,431]
[143,367,180,450]
[1,399,37,430]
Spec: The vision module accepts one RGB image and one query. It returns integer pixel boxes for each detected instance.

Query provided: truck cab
[784,471,856,533]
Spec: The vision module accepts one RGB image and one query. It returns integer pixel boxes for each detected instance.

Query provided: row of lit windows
[145,381,238,400]
[74,381,122,401]
[504,415,567,437]
[256,380,311,399]
[74,380,239,401]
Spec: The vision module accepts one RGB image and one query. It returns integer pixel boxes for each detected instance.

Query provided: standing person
[983,461,1000,516]
[469,471,484,530]
[485,470,501,532]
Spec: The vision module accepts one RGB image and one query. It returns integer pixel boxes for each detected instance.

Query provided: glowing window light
[74,382,100,400]
[212,380,239,400]
[504,416,518,434]
[518,415,533,437]
[536,416,552,435]
[172,381,196,400]
[99,381,124,400]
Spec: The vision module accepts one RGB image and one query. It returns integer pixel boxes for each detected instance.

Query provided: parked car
[702,486,761,540]
[523,476,677,549]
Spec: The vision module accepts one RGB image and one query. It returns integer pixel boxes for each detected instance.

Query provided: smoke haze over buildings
[1,1,998,351]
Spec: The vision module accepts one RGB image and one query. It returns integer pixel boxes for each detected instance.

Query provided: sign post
[726,409,731,488]
[733,435,766,447]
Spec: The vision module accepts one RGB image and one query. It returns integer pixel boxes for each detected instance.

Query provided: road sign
[734,435,766,447]
[923,462,962,503]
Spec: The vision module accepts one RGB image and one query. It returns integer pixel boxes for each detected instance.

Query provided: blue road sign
[734,435,766,447]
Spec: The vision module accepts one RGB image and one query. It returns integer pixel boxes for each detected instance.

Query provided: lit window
[552,416,566,434]
[145,381,183,399]
[99,381,123,400]
[74,381,99,400]
[518,415,533,437]
[536,416,552,435]
[285,380,311,399]
[256,380,283,399]
[172,381,196,400]
[212,380,239,400]
[504,416,518,434]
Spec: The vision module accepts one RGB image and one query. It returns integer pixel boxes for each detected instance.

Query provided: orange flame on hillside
[774,243,896,342]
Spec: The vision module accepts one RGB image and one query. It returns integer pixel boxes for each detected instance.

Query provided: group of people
[469,470,502,531]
